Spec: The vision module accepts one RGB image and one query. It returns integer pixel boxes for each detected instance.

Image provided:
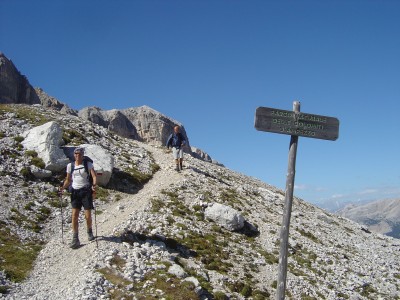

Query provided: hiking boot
[175,165,180,172]
[180,162,183,170]
[69,236,80,249]
[88,229,95,242]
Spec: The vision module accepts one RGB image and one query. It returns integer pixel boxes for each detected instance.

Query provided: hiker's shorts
[172,147,183,159]
[71,186,93,210]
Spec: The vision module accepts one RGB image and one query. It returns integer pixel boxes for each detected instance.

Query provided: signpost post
[254,101,339,300]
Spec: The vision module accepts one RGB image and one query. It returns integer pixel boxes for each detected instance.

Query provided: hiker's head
[174,125,180,133]
[74,147,84,157]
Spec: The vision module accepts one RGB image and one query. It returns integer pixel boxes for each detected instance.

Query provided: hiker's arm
[90,168,97,191]
[60,173,71,192]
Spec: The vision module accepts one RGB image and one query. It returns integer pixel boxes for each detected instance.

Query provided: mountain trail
[8,145,183,299]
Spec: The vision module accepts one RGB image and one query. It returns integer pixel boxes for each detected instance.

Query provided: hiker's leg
[179,158,183,170]
[71,208,80,233]
[84,209,92,230]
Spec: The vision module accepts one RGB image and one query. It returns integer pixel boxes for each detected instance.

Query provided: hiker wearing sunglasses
[59,147,97,249]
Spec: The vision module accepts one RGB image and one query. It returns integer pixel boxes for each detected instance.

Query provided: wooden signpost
[254,101,339,300]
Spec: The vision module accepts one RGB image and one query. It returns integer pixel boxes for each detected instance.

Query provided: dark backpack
[69,156,94,192]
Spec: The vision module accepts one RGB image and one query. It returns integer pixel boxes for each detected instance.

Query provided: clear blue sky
[1,0,399,210]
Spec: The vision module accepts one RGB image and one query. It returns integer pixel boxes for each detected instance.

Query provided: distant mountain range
[337,198,400,239]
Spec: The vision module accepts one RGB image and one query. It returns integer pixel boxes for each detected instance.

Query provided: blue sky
[1,0,399,210]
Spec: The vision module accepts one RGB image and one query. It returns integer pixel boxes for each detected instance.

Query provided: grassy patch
[137,271,198,300]
[30,156,45,169]
[0,104,51,126]
[297,228,320,243]
[62,128,87,145]
[0,225,43,282]
[94,186,110,202]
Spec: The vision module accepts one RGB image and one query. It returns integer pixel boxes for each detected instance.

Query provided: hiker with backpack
[166,125,187,172]
[59,147,97,249]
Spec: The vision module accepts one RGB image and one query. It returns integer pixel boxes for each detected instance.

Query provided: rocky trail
[5,145,183,300]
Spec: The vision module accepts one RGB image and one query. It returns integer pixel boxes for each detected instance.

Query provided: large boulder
[22,121,69,172]
[204,203,245,231]
[0,52,40,105]
[63,144,114,187]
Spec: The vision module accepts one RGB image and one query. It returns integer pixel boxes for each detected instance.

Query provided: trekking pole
[93,190,98,248]
[58,184,64,244]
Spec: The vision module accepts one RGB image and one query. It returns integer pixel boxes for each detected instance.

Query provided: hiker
[166,125,187,171]
[59,147,97,249]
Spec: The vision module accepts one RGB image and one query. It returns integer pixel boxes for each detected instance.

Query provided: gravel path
[5,145,182,300]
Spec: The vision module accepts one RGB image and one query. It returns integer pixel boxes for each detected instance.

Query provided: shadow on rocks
[106,168,149,194]
[120,230,197,259]
[96,235,123,244]
[236,221,260,238]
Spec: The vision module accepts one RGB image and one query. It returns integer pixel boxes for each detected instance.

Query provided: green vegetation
[297,228,320,243]
[25,150,38,157]
[220,188,243,207]
[150,197,164,213]
[10,206,50,233]
[356,283,377,298]
[0,224,43,285]
[30,157,45,169]
[20,167,34,180]
[62,128,87,145]
[13,136,25,143]
[0,104,51,126]
[95,186,110,202]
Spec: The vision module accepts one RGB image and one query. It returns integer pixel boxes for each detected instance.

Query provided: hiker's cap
[74,147,84,154]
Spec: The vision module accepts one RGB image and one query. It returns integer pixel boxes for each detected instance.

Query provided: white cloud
[294,184,308,190]
[358,189,378,195]
[331,194,345,199]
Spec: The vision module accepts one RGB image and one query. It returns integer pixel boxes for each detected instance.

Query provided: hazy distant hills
[337,198,400,239]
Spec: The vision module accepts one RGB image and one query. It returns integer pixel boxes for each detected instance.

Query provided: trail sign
[254,102,339,300]
[255,106,339,141]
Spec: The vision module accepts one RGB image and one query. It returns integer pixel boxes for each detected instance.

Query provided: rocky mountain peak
[0,53,40,105]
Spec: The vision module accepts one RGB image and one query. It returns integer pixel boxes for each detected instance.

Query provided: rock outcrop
[35,88,77,115]
[79,105,191,150]
[21,121,69,172]
[0,52,40,105]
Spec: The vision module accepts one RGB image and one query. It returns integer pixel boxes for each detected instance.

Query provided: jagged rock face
[191,146,212,162]
[79,105,191,149]
[106,110,139,140]
[122,106,189,147]
[35,88,77,116]
[0,53,40,105]
[78,107,139,140]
